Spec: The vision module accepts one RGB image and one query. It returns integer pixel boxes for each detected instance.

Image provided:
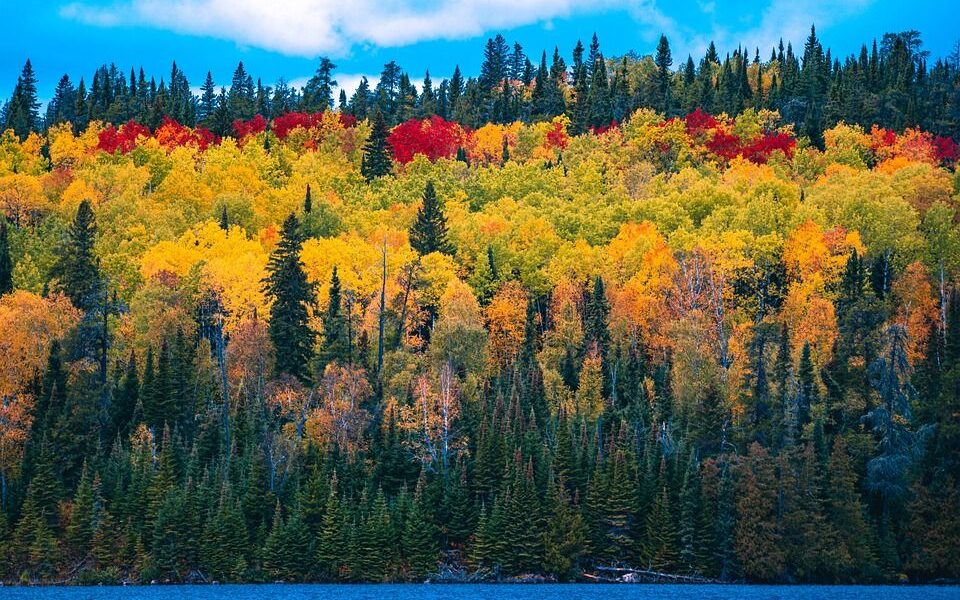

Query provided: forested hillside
[0,27,959,585]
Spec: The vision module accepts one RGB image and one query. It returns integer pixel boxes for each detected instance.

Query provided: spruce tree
[402,481,439,579]
[263,214,316,383]
[645,478,679,571]
[361,110,392,181]
[66,466,100,556]
[315,475,345,580]
[50,200,102,312]
[320,266,349,366]
[0,219,13,295]
[5,60,40,138]
[543,478,589,580]
[409,181,454,256]
[583,275,611,396]
[303,184,312,214]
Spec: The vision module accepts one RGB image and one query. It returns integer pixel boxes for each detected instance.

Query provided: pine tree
[713,459,737,580]
[303,58,337,112]
[678,452,702,573]
[543,478,589,580]
[500,460,543,574]
[734,443,783,581]
[644,459,678,571]
[402,480,439,580]
[66,466,99,556]
[583,275,611,396]
[0,219,13,295]
[320,266,349,366]
[5,60,40,138]
[409,181,454,256]
[198,71,217,123]
[361,110,392,181]
[315,475,344,580]
[50,200,102,312]
[263,214,316,383]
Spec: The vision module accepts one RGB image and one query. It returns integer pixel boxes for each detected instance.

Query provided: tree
[5,60,40,138]
[409,181,454,256]
[303,184,312,214]
[644,461,679,571]
[865,324,931,513]
[320,266,349,366]
[735,444,783,581]
[66,466,100,556]
[49,200,102,313]
[302,58,337,113]
[45,75,76,127]
[655,35,673,114]
[0,174,48,228]
[362,110,392,181]
[402,479,439,579]
[263,214,315,383]
[543,478,589,580]
[401,362,462,476]
[826,436,875,576]
[0,220,12,295]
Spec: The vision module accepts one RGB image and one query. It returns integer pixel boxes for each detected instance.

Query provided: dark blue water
[0,585,956,600]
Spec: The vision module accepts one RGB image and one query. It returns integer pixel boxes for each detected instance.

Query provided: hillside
[0,28,959,585]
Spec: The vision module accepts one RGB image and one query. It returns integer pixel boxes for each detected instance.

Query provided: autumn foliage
[388,116,467,164]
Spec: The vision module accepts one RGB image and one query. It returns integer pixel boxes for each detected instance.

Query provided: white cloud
[59,0,621,57]
[58,0,878,67]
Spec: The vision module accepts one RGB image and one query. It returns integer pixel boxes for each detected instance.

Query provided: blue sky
[4,0,958,104]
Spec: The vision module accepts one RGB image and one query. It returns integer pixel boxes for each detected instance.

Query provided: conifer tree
[50,200,102,312]
[734,443,783,581]
[320,266,349,366]
[316,475,344,579]
[678,452,702,573]
[583,275,611,395]
[263,214,315,383]
[5,60,40,139]
[543,478,589,580]
[361,110,392,181]
[0,219,13,295]
[303,184,312,214]
[409,181,454,256]
[66,466,100,556]
[402,480,439,579]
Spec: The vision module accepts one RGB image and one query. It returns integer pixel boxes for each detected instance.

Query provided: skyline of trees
[3,27,959,144]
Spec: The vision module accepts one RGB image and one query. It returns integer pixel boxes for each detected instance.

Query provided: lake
[0,585,957,600]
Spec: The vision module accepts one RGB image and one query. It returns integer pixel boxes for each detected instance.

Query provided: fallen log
[585,565,723,584]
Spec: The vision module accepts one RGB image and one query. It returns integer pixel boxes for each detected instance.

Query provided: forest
[0,26,959,584]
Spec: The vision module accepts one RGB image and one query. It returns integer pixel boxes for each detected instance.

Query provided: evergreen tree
[0,220,13,295]
[320,266,350,366]
[46,74,77,126]
[361,110,392,181]
[263,214,316,383]
[402,481,439,579]
[542,478,589,580]
[655,35,674,114]
[409,181,454,256]
[198,71,217,123]
[50,200,102,312]
[303,58,337,112]
[5,60,40,138]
